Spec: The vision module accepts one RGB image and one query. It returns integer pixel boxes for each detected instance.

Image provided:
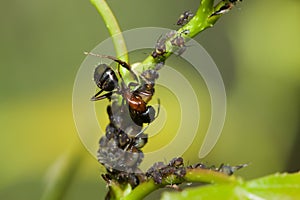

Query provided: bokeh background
[1,0,299,199]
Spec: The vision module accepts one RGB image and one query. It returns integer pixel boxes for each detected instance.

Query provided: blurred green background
[1,0,300,199]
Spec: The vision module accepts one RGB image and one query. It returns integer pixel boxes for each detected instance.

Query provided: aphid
[170,30,189,56]
[146,162,166,176]
[168,157,184,167]
[123,146,144,169]
[151,36,167,58]
[165,30,177,39]
[174,167,186,178]
[117,131,130,148]
[105,105,149,150]
[177,11,194,26]
[146,157,186,184]
[217,163,248,175]
[155,61,165,71]
[171,35,185,47]
[187,162,208,169]
[105,123,118,140]
[140,69,159,85]
[98,139,127,172]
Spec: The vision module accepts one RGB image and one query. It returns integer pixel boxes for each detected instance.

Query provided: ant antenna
[84,51,138,81]
[154,98,161,120]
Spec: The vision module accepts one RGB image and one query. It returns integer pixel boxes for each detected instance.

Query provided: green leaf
[244,172,300,199]
[161,172,300,200]
[161,183,241,200]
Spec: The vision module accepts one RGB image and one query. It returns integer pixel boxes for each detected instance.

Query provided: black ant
[85,52,159,126]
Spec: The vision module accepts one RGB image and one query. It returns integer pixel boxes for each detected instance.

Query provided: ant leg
[91,91,113,101]
[128,82,139,88]
[90,89,104,100]
[135,125,150,138]
[84,52,131,70]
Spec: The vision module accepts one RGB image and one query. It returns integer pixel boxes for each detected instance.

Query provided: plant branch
[141,0,236,69]
[184,168,238,184]
[88,0,243,199]
[123,168,238,200]
[90,0,128,77]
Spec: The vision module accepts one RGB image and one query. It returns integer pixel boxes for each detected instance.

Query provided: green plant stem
[184,168,239,184]
[90,0,128,77]
[109,181,128,199]
[141,0,233,69]
[123,168,238,200]
[89,0,242,199]
[123,179,160,200]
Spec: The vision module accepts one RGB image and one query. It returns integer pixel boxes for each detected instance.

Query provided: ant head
[94,64,119,92]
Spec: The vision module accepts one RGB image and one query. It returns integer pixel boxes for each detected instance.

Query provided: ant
[85,52,159,126]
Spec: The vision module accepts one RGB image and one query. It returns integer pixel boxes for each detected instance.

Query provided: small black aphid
[177,11,194,26]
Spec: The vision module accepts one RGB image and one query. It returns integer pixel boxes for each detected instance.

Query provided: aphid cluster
[151,29,190,59]
[146,157,247,187]
[146,157,186,184]
[151,10,194,60]
[98,103,147,188]
[176,11,194,26]
[86,52,162,189]
[187,162,248,176]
